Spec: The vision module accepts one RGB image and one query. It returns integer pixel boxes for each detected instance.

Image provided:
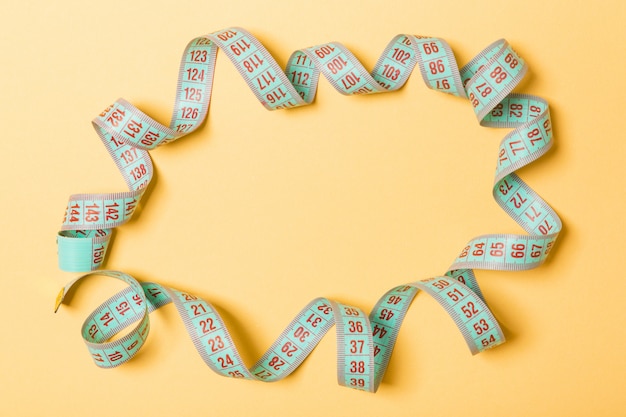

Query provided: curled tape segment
[56,271,503,392]
[56,27,561,391]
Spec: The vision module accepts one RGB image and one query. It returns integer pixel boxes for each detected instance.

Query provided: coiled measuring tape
[55,27,561,393]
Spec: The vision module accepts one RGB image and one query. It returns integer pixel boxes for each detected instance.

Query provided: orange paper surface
[1,0,625,415]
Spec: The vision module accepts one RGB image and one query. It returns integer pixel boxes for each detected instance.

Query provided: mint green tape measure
[55,27,561,392]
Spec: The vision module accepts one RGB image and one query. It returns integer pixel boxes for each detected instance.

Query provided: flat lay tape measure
[55,27,561,393]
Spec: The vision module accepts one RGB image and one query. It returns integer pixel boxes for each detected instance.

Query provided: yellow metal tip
[54,288,65,313]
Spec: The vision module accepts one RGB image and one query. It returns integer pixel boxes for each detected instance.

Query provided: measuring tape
[55,27,561,392]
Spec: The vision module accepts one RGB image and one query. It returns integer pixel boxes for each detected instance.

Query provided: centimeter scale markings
[55,27,561,392]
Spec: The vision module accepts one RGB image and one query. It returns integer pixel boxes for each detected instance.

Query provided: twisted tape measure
[55,27,561,392]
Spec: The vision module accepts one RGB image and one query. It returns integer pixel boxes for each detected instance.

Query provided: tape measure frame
[55,27,561,393]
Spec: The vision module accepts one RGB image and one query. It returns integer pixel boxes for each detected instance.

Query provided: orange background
[1,0,625,415]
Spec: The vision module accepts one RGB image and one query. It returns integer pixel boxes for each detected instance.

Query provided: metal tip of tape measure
[54,288,65,313]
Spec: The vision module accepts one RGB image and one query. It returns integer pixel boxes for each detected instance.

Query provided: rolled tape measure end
[57,233,106,272]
